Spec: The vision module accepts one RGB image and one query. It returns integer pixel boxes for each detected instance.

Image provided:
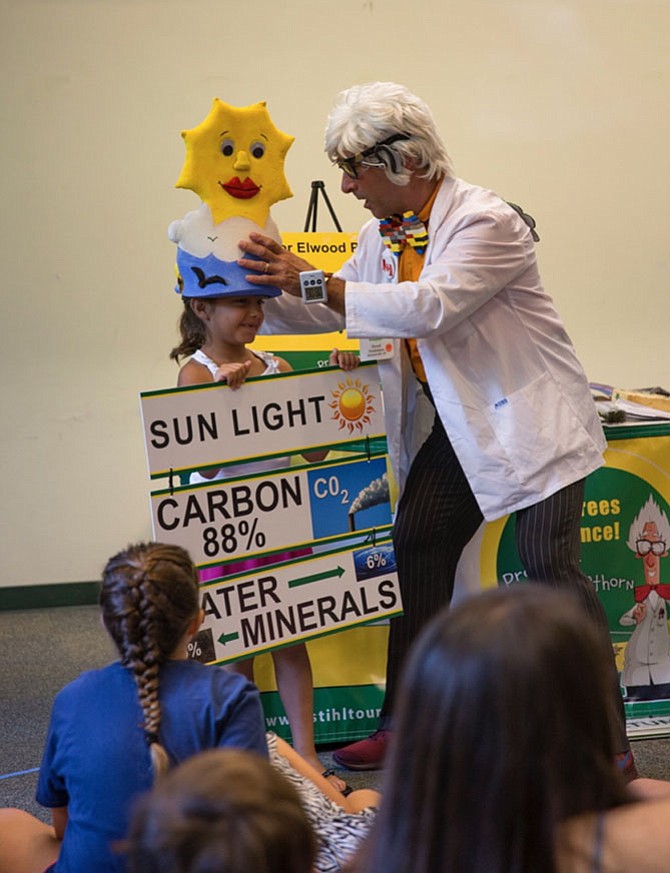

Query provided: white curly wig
[324,82,454,186]
[626,495,670,551]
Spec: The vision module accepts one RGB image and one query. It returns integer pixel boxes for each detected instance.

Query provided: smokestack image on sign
[348,473,389,532]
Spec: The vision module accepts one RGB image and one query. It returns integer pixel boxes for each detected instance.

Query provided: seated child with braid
[0,541,267,873]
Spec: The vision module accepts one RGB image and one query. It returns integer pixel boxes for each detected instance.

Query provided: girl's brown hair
[100,542,199,779]
[353,585,631,873]
[169,298,208,363]
[125,748,317,873]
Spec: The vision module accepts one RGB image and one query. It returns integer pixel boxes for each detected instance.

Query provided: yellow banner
[253,231,359,354]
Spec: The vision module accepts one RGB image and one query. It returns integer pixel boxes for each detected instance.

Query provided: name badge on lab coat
[360,338,395,361]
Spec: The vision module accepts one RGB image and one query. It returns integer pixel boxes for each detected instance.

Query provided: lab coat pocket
[485,372,596,485]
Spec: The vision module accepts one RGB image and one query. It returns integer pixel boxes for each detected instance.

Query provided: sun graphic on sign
[329,378,376,432]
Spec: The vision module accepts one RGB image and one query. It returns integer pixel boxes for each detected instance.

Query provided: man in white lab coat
[239,81,634,777]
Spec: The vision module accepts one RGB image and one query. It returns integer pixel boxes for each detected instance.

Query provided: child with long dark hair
[170,284,357,793]
[0,542,267,873]
[351,585,670,873]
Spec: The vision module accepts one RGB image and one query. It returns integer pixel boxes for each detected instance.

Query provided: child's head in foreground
[125,747,316,873]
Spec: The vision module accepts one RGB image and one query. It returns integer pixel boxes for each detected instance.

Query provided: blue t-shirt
[36,659,267,872]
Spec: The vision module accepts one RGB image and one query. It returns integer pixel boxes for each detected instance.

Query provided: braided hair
[100,542,200,779]
[169,297,209,363]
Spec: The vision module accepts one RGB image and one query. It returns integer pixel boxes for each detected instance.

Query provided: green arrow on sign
[288,566,346,589]
[218,631,240,646]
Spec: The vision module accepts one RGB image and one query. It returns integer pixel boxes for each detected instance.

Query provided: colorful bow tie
[379,211,428,256]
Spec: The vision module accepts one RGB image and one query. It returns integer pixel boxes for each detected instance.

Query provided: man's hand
[238,231,347,314]
[238,232,312,297]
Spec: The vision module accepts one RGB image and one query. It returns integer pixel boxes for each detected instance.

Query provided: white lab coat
[262,175,605,521]
[620,590,670,686]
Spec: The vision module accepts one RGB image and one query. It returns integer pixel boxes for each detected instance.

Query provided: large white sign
[190,539,401,664]
[151,454,392,568]
[140,363,384,479]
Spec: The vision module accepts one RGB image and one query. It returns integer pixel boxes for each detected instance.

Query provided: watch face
[300,271,327,303]
[305,285,325,301]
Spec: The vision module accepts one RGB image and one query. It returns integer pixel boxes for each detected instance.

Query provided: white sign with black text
[151,454,393,568]
[190,538,401,664]
[140,363,385,479]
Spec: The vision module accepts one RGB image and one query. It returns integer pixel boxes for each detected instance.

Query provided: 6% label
[366,552,387,570]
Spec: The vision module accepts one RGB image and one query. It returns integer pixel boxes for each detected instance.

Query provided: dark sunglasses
[334,133,411,178]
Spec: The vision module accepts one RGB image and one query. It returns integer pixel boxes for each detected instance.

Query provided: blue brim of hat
[175,250,282,299]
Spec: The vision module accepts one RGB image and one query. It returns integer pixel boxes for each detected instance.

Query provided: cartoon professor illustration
[619,495,670,701]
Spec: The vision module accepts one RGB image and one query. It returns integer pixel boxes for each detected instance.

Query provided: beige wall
[2,0,669,587]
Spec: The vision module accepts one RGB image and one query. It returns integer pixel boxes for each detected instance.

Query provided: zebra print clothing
[267,732,375,872]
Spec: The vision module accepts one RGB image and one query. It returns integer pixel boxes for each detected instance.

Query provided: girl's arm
[275,348,359,374]
[273,735,379,814]
[328,348,359,372]
[211,361,253,389]
[177,357,213,388]
[52,807,68,840]
[178,358,252,390]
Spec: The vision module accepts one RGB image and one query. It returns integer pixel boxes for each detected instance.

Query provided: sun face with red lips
[176,99,294,225]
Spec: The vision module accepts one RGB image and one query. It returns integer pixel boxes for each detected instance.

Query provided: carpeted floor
[2,604,670,822]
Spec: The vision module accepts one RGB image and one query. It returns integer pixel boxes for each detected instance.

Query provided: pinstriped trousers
[381,415,629,752]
